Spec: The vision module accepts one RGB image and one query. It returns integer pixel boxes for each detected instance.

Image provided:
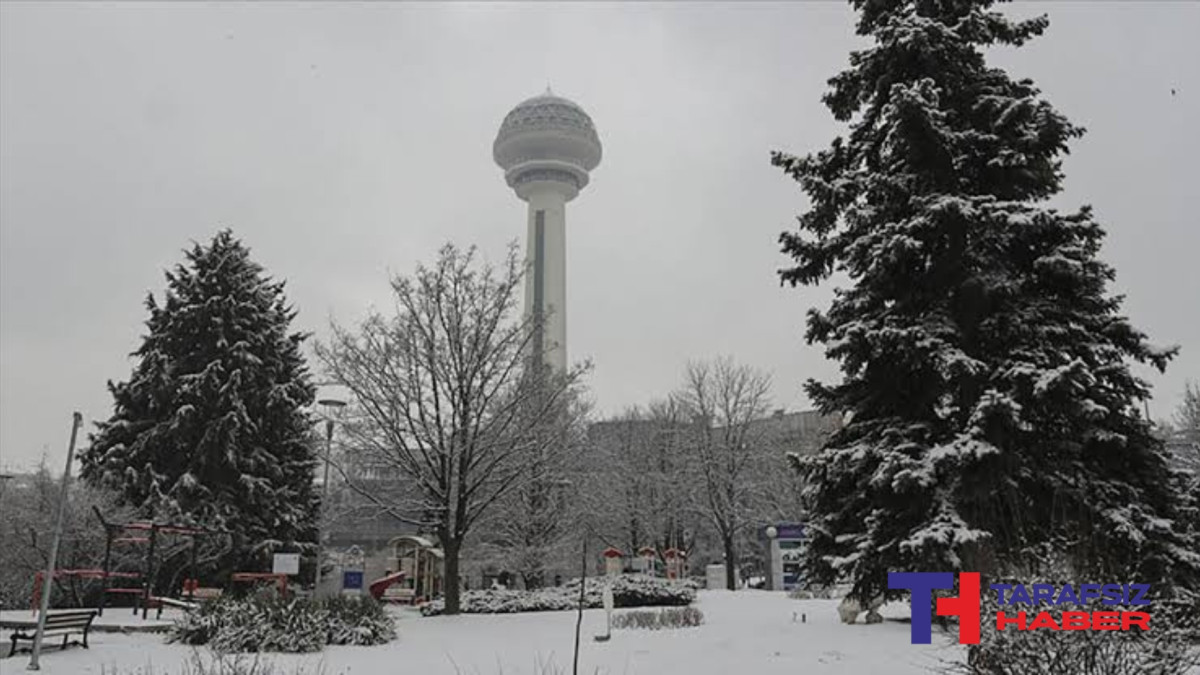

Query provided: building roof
[495,91,600,147]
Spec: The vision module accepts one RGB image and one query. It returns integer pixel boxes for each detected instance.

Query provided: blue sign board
[775,523,805,540]
[342,570,364,590]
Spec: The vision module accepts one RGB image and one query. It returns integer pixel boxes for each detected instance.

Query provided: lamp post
[28,412,82,671]
[764,526,779,592]
[314,398,346,593]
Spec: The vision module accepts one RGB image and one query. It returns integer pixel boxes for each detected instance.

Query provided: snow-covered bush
[171,596,234,647]
[101,650,328,675]
[170,591,394,653]
[564,574,697,609]
[208,594,326,654]
[420,574,695,616]
[612,606,704,630]
[322,595,396,646]
[787,585,841,600]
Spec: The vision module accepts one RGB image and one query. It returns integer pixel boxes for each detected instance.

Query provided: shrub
[658,605,704,629]
[612,606,704,631]
[170,591,394,653]
[171,596,235,647]
[570,574,696,609]
[101,651,331,675]
[321,595,396,646]
[207,593,327,654]
[420,574,695,616]
[788,582,850,600]
[612,610,659,631]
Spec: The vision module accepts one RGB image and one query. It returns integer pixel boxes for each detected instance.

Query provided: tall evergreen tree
[773,0,1197,602]
[80,230,318,575]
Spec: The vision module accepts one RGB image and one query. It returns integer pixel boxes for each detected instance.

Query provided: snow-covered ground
[1,591,963,674]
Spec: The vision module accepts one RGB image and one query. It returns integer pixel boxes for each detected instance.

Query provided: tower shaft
[524,189,568,373]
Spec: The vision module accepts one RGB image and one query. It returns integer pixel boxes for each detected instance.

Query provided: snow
[1032,359,1090,396]
[928,437,999,463]
[1,592,961,674]
[1145,342,1179,360]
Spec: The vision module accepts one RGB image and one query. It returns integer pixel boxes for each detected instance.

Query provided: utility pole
[28,412,83,671]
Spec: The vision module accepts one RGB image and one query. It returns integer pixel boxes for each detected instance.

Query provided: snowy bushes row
[787,584,845,600]
[420,574,696,616]
[612,606,704,630]
[170,591,395,653]
[104,651,328,675]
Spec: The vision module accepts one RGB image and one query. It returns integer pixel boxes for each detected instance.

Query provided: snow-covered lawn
[1,591,963,674]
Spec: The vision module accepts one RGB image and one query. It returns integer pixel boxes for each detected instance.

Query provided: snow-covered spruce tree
[772,1,1197,603]
[80,230,319,578]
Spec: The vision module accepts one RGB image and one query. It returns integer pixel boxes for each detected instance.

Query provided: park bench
[146,595,200,619]
[9,609,98,655]
[190,587,223,601]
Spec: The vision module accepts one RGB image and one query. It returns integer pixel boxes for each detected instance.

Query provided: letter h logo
[888,572,981,644]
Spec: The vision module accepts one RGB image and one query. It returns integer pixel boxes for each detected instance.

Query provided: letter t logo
[888,572,954,644]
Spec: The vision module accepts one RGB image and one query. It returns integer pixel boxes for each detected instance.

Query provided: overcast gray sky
[2,2,1197,470]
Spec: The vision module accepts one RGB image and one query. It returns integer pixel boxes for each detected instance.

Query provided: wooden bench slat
[10,609,96,655]
[17,629,78,637]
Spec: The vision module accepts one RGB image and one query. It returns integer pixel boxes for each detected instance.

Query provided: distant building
[321,455,427,597]
[751,408,843,456]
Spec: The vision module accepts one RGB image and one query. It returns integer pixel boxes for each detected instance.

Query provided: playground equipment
[602,547,624,576]
[230,572,290,595]
[388,535,443,604]
[92,507,223,619]
[663,548,687,581]
[367,571,407,601]
[636,546,656,575]
[29,570,139,613]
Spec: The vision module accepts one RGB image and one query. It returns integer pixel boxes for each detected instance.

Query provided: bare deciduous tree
[677,357,772,590]
[0,461,138,609]
[476,392,591,589]
[586,399,697,566]
[1174,380,1200,446]
[315,243,584,614]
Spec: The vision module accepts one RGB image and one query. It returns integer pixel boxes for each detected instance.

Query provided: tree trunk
[522,569,545,590]
[723,534,737,591]
[442,537,462,615]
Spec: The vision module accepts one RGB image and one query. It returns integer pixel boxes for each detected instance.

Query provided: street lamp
[314,398,346,592]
